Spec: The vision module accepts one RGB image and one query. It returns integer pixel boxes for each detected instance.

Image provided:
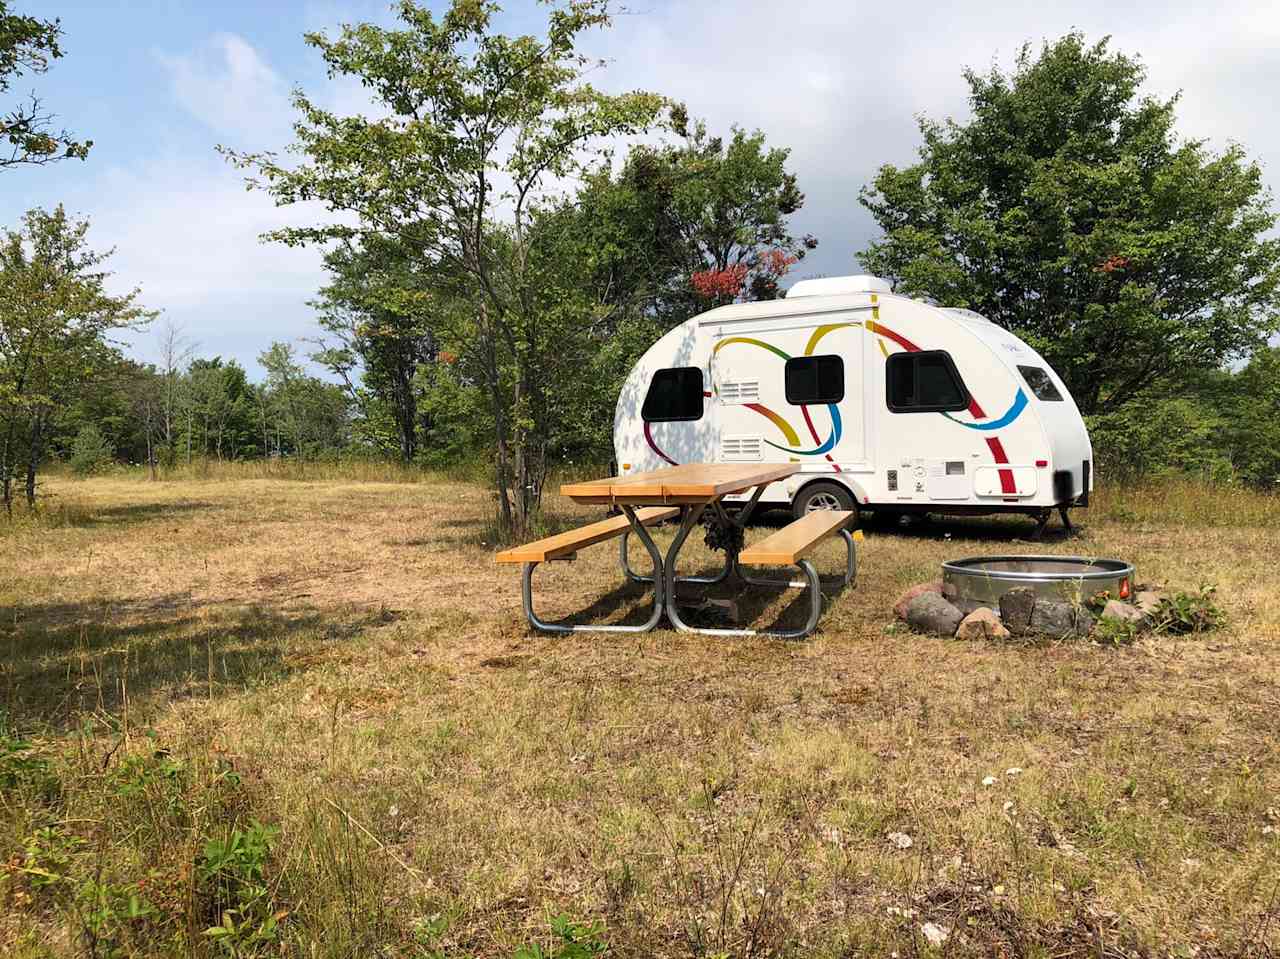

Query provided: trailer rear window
[785,354,844,405]
[641,367,704,422]
[886,351,970,413]
[1018,365,1064,402]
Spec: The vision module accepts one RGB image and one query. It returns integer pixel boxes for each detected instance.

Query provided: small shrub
[1092,617,1140,646]
[21,826,86,894]
[197,820,284,955]
[68,425,116,476]
[0,723,59,801]
[514,915,609,959]
[75,876,158,957]
[1151,586,1226,634]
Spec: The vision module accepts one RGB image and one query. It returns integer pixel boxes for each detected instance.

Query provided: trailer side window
[641,367,704,422]
[886,351,970,413]
[1017,365,1064,402]
[784,354,844,405]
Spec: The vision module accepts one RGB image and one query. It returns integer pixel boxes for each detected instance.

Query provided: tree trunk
[478,306,514,537]
[0,418,13,518]
[25,411,45,508]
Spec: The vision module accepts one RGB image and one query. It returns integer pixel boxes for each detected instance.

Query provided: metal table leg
[522,505,666,633]
[662,493,850,640]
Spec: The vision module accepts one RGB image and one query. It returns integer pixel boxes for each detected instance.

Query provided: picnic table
[497,463,858,638]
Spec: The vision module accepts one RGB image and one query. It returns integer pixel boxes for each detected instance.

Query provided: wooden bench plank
[739,510,855,566]
[495,507,679,564]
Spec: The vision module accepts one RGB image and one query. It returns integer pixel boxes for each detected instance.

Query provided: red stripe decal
[799,404,842,473]
[644,421,678,466]
[985,437,1016,493]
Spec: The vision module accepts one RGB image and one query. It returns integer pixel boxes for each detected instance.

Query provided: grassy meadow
[0,466,1277,957]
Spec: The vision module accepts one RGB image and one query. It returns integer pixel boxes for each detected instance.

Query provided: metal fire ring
[942,555,1135,608]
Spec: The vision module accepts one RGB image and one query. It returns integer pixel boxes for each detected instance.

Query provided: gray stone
[904,593,964,637]
[1031,600,1092,639]
[894,581,944,621]
[999,587,1037,635]
[955,607,1012,642]
[1100,599,1145,626]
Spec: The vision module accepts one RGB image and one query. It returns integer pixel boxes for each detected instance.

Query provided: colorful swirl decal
[642,312,1024,496]
[713,330,848,468]
[944,388,1028,432]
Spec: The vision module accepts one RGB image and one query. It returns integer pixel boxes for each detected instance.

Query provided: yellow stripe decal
[803,322,861,356]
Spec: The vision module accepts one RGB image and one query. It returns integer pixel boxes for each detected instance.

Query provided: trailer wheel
[792,481,857,521]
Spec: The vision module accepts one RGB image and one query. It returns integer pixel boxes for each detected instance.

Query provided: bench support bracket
[662,502,836,640]
[521,506,665,633]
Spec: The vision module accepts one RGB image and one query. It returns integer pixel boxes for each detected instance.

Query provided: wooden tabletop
[562,463,799,505]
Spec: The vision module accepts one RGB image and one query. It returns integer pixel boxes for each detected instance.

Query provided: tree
[184,357,256,460]
[528,116,815,456]
[311,239,437,462]
[565,115,816,316]
[257,342,350,457]
[155,318,194,464]
[224,0,664,535]
[1,1,91,169]
[1220,346,1280,489]
[858,33,1280,415]
[0,206,152,511]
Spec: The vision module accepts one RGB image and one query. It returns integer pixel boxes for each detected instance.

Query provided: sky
[2,0,1278,377]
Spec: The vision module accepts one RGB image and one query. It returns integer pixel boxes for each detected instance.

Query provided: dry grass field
[1,467,1277,958]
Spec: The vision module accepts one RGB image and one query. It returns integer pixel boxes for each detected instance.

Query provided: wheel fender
[794,475,870,508]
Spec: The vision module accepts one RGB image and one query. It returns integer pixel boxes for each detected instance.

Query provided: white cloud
[587,0,1280,281]
[156,32,294,147]
[79,149,331,368]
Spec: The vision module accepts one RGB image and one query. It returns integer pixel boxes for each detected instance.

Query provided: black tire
[792,481,857,522]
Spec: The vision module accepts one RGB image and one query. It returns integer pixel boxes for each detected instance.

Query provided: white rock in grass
[887,831,913,850]
[921,921,950,946]
[1006,767,1023,777]
[982,775,997,786]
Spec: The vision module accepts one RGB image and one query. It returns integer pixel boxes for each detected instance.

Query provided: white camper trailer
[613,275,1093,534]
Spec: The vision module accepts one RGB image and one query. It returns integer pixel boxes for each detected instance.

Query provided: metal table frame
[528,478,855,638]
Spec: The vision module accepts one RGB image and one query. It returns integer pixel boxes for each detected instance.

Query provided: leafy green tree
[68,423,112,476]
[858,33,1280,415]
[224,0,664,535]
[565,114,815,317]
[183,357,257,460]
[1220,346,1280,488]
[311,239,437,462]
[535,116,815,456]
[0,206,151,511]
[257,342,350,457]
[0,1,91,169]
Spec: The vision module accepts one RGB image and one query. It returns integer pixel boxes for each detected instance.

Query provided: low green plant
[1152,585,1227,634]
[197,820,284,955]
[21,826,86,893]
[74,876,158,958]
[514,915,609,959]
[1092,617,1140,646]
[0,723,59,801]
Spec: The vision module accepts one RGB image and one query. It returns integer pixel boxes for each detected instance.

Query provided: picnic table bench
[496,463,859,638]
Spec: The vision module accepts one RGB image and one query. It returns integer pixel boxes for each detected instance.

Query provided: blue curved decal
[763,403,841,455]
[944,388,1028,432]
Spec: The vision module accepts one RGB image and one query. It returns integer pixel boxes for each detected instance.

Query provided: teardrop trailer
[613,275,1093,536]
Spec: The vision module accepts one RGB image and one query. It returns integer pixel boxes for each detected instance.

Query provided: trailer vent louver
[721,435,763,462]
[719,380,760,403]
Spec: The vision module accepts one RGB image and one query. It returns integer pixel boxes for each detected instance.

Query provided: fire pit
[942,555,1135,608]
